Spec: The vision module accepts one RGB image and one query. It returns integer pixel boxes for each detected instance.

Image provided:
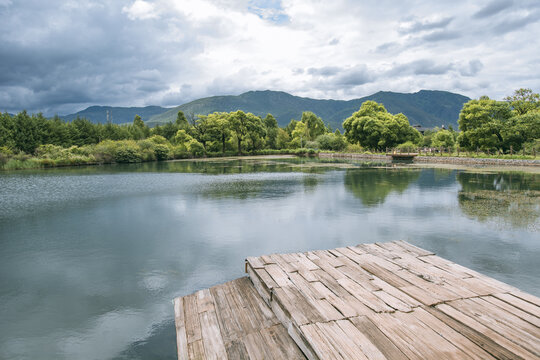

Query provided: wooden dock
[174,241,540,359]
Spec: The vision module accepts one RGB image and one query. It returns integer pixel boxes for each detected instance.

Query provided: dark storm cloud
[0,0,203,115]
[473,0,514,19]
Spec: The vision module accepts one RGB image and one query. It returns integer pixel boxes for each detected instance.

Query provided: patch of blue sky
[248,0,290,24]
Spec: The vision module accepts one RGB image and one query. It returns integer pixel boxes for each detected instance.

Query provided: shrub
[396,141,417,152]
[345,143,363,153]
[187,139,205,157]
[316,133,347,151]
[154,144,170,160]
[148,135,168,144]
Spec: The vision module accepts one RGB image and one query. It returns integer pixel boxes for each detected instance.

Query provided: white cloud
[1,0,539,115]
[122,0,158,20]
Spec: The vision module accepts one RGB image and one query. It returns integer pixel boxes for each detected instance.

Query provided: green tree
[0,112,15,149]
[300,111,326,140]
[263,114,278,149]
[12,111,41,153]
[69,117,101,146]
[431,129,456,149]
[176,111,189,129]
[285,119,299,136]
[457,97,512,151]
[291,121,308,148]
[229,110,264,154]
[206,112,231,153]
[276,128,290,149]
[133,114,145,128]
[504,88,540,115]
[343,101,420,150]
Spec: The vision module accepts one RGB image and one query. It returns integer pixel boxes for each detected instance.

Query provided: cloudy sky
[1,0,539,116]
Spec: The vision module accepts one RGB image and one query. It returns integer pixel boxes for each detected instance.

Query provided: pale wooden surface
[247,240,540,360]
[175,241,540,359]
[174,277,306,360]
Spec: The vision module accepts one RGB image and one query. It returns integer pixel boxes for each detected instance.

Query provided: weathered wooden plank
[450,298,540,356]
[367,312,434,360]
[370,276,422,308]
[265,263,294,287]
[317,321,370,360]
[372,290,413,312]
[412,307,497,360]
[246,256,265,269]
[348,316,409,360]
[261,324,306,360]
[511,290,540,307]
[335,319,389,360]
[393,240,435,256]
[225,339,250,360]
[184,294,203,344]
[174,297,190,360]
[301,323,343,360]
[187,339,206,360]
[270,253,298,274]
[481,295,540,328]
[199,310,228,360]
[435,303,535,359]
[391,309,472,359]
[494,292,540,317]
[337,277,395,312]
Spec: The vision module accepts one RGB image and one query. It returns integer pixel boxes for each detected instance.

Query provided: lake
[0,157,539,360]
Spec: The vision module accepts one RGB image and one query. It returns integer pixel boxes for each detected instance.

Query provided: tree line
[1,88,538,169]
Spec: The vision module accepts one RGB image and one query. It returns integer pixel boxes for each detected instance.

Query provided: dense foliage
[457,89,540,152]
[342,101,421,150]
[1,88,538,170]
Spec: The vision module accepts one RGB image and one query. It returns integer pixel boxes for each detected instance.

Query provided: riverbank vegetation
[1,89,538,170]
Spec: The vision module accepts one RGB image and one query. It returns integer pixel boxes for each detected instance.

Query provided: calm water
[1,158,539,360]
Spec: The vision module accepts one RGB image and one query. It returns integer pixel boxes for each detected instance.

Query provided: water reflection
[1,159,539,360]
[344,168,421,206]
[457,172,540,230]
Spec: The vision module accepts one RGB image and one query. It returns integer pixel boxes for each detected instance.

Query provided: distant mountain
[148,90,470,129]
[61,105,169,124]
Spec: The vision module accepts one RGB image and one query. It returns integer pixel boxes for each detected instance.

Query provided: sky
[0,0,539,116]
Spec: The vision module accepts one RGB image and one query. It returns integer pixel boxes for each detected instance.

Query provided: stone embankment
[319,152,540,166]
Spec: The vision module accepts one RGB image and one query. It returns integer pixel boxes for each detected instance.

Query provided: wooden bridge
[173,241,540,359]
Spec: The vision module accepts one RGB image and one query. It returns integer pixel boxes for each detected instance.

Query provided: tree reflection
[457,172,540,229]
[344,168,420,206]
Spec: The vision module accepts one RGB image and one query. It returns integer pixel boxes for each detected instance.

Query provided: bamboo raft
[173,241,540,359]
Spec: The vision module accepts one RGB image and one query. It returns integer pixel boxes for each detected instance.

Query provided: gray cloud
[398,16,454,34]
[0,0,206,114]
[0,1,539,115]
[328,38,339,45]
[333,66,374,87]
[459,60,484,77]
[474,0,514,19]
[422,30,462,42]
[307,66,342,77]
[388,60,454,76]
[492,9,540,34]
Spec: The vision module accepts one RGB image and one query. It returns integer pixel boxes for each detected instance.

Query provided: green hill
[147,90,469,129]
[61,105,169,124]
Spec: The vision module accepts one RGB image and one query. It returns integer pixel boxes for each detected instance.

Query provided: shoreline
[319,152,540,167]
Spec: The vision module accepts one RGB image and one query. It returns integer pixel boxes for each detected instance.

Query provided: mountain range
[61,90,470,129]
